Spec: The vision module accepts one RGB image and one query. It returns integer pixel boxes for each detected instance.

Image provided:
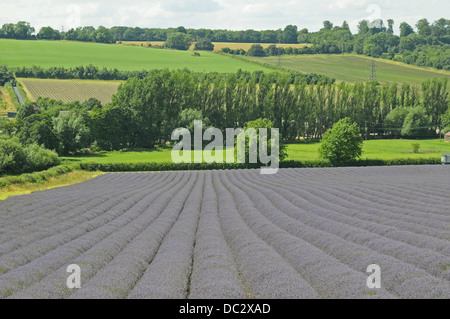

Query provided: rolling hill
[0,39,271,73]
[247,54,450,87]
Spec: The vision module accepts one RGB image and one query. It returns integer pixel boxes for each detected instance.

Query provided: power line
[369,58,377,82]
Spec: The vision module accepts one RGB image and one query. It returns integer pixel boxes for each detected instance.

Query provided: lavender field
[0,166,449,299]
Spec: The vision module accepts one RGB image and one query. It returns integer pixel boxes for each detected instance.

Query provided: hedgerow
[78,158,441,173]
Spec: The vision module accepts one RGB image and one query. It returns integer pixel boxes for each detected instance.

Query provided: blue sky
[0,0,448,34]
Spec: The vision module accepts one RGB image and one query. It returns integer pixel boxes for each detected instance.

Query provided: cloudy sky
[0,0,448,34]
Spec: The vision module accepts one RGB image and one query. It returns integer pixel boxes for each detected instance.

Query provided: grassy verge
[0,164,79,188]
[0,170,103,200]
[0,86,16,116]
[4,83,21,110]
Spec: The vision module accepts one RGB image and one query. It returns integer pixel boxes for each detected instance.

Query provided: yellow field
[0,87,16,116]
[117,41,312,52]
[18,78,122,105]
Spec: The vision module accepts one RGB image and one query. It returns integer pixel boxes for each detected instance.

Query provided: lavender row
[0,174,172,276]
[213,170,321,299]
[69,172,199,299]
[254,170,450,251]
[9,172,190,298]
[127,172,205,298]
[218,171,395,299]
[230,171,449,297]
[188,171,247,299]
[0,174,167,256]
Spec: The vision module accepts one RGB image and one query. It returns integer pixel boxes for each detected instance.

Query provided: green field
[0,39,271,73]
[247,54,450,87]
[19,78,121,104]
[63,139,450,164]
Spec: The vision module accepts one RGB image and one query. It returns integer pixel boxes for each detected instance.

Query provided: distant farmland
[19,78,121,105]
[0,39,271,73]
[118,41,312,52]
[247,54,450,87]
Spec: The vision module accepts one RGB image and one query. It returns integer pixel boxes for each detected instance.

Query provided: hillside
[247,54,450,87]
[0,39,271,73]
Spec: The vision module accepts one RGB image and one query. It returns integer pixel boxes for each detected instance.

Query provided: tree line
[0,22,304,44]
[6,65,334,85]
[2,19,448,70]
[2,70,448,157]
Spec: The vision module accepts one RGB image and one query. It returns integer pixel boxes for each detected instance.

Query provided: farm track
[0,166,449,299]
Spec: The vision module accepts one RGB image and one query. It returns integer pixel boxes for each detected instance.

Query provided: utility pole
[369,58,377,82]
[365,120,369,141]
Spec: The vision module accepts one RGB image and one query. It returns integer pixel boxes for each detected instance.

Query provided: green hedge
[79,158,441,173]
[0,164,79,188]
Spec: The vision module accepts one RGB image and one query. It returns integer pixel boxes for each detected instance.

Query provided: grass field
[0,86,16,116]
[63,139,450,164]
[0,39,271,73]
[19,78,122,104]
[247,54,450,87]
[118,41,312,52]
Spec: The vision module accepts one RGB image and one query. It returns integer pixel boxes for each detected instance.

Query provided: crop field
[0,166,448,299]
[0,39,271,73]
[118,41,312,52]
[19,78,121,105]
[247,54,450,87]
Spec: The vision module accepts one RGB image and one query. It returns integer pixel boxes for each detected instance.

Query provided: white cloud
[0,0,448,33]
[329,0,367,9]
[162,0,221,12]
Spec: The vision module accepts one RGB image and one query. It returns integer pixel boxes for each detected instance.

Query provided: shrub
[194,38,214,51]
[0,136,26,175]
[247,44,266,57]
[319,118,363,165]
[53,112,91,155]
[401,106,431,137]
[23,143,60,172]
[0,136,61,176]
[0,65,14,86]
[384,107,409,137]
[0,164,78,188]
[164,32,193,50]
[16,102,36,119]
[411,143,420,153]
